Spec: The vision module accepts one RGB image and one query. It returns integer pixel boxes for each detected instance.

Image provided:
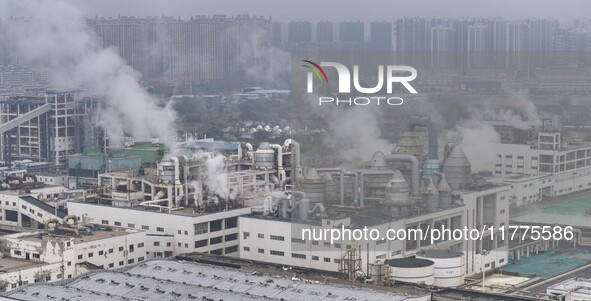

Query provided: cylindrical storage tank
[442,144,472,189]
[320,173,338,203]
[384,170,412,205]
[300,168,326,203]
[336,176,356,199]
[422,179,439,212]
[416,250,465,287]
[387,258,434,285]
[299,198,310,221]
[254,142,275,170]
[438,174,453,209]
[396,131,425,156]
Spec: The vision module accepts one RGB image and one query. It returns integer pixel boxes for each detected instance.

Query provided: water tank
[301,168,326,203]
[416,250,465,287]
[442,144,471,189]
[387,258,435,285]
[384,170,413,206]
[422,179,439,212]
[438,175,453,209]
[320,173,338,202]
[254,142,275,169]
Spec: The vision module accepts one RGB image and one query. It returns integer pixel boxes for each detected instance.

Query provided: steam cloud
[3,0,177,145]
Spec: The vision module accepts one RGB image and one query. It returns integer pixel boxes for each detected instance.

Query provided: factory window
[185,243,188,248]
[258,233,265,239]
[101,220,109,225]
[153,242,160,246]
[178,243,181,247]
[312,256,319,261]
[128,259,134,264]
[21,205,27,210]
[500,196,505,200]
[194,222,208,235]
[506,155,512,159]
[270,235,284,241]
[485,263,490,268]
[243,246,250,252]
[142,225,149,230]
[138,257,145,262]
[177,230,181,234]
[210,249,223,255]
[108,263,114,268]
[292,253,306,259]
[108,248,113,253]
[518,156,524,159]
[258,249,265,254]
[98,251,104,255]
[499,259,505,263]
[334,259,341,264]
[11,284,16,289]
[119,247,124,251]
[324,242,331,247]
[500,209,506,214]
[243,232,250,239]
[114,221,121,226]
[324,257,331,262]
[128,223,135,228]
[166,242,171,247]
[119,261,124,266]
[225,246,238,254]
[67,261,71,266]
[225,217,238,229]
[32,253,40,259]
[225,233,238,242]
[291,238,305,244]
[391,250,402,256]
[138,243,144,248]
[270,250,284,256]
[312,241,319,246]
[334,243,341,248]
[156,227,164,232]
[210,236,223,245]
[77,255,82,260]
[88,252,93,258]
[210,220,223,232]
[184,231,188,235]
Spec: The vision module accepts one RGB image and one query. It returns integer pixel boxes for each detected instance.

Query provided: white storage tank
[387,258,435,286]
[416,249,465,287]
[254,142,275,169]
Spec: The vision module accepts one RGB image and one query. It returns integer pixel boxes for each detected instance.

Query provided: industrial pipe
[317,168,345,206]
[358,170,395,208]
[269,144,286,182]
[171,157,180,185]
[408,116,438,160]
[385,154,420,196]
[284,139,302,184]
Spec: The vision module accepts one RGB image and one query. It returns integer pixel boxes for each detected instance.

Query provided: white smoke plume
[445,120,501,172]
[191,151,231,200]
[3,0,177,145]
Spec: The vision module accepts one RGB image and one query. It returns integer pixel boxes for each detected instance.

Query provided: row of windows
[194,233,239,248]
[244,232,352,249]
[194,217,238,235]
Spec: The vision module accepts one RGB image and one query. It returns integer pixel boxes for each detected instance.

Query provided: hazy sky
[1,0,590,21]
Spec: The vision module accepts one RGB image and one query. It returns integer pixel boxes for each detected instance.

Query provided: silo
[438,174,453,209]
[320,172,338,203]
[387,258,435,285]
[254,142,275,170]
[384,171,412,205]
[301,168,326,203]
[422,178,439,212]
[365,151,393,199]
[395,131,425,156]
[442,144,472,189]
[416,250,465,287]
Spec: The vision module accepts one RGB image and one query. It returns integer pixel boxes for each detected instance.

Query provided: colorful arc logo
[302,60,329,85]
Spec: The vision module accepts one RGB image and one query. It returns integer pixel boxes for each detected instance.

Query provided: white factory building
[492,130,591,199]
[0,223,146,292]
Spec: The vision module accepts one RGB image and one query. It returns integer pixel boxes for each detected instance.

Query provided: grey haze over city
[2,0,591,21]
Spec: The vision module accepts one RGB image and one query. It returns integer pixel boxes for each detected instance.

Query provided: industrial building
[0,218,147,292]
[1,258,433,300]
[546,277,591,301]
[0,91,99,167]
